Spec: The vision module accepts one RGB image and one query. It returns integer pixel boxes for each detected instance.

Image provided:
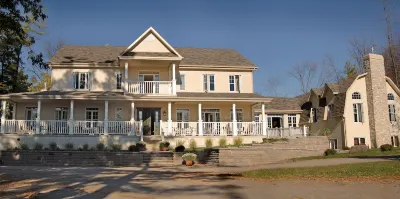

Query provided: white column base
[68,120,74,135]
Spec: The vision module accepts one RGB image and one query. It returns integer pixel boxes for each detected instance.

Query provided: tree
[382,0,399,86]
[28,72,51,92]
[344,61,358,78]
[348,37,376,74]
[320,54,342,84]
[265,76,288,97]
[289,61,318,95]
[0,0,47,94]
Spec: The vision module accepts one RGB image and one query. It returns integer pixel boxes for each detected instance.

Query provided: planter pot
[160,147,168,151]
[185,160,194,166]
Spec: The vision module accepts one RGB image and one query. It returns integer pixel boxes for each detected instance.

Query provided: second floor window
[288,114,297,127]
[389,104,396,122]
[116,72,122,90]
[203,74,215,91]
[229,75,240,92]
[353,103,363,123]
[180,75,185,90]
[327,104,334,120]
[73,72,91,90]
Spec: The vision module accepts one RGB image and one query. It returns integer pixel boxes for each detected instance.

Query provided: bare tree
[45,39,66,59]
[320,54,342,84]
[382,0,399,86]
[265,76,288,97]
[289,61,318,95]
[348,37,376,74]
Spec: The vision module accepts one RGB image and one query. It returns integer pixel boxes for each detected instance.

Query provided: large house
[0,27,305,149]
[300,54,400,149]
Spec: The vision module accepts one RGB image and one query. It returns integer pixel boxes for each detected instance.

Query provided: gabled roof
[326,84,339,93]
[253,97,303,111]
[311,88,323,96]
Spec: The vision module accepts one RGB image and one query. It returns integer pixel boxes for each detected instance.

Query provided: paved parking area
[0,165,399,199]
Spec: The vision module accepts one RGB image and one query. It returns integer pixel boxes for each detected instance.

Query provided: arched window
[388,93,395,100]
[352,92,361,99]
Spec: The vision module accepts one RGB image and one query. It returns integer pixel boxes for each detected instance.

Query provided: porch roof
[0,91,271,102]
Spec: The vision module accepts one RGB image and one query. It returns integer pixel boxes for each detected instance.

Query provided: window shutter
[360,104,364,123]
[72,72,76,89]
[238,75,241,93]
[203,74,207,91]
[88,72,92,90]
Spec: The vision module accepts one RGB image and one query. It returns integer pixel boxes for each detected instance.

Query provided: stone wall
[0,134,140,150]
[364,54,392,147]
[218,136,328,166]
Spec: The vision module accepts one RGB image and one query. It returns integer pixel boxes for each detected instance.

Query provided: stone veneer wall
[218,136,328,167]
[364,54,391,147]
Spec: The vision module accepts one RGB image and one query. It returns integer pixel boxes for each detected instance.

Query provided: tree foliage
[0,0,47,94]
[28,72,50,92]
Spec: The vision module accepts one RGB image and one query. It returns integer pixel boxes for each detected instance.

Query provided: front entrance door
[137,108,161,135]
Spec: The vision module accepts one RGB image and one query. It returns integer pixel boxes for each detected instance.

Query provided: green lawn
[292,148,400,161]
[242,161,400,180]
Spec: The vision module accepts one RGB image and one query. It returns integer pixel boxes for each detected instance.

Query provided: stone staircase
[205,149,219,165]
[143,152,174,166]
[143,136,162,151]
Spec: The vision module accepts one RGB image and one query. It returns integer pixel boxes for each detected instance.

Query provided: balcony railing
[127,81,173,95]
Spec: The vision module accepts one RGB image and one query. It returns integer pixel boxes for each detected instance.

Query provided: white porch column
[124,62,129,95]
[104,101,109,135]
[261,103,267,136]
[232,103,238,136]
[35,100,41,134]
[130,101,135,136]
[303,125,307,137]
[1,101,6,133]
[68,100,74,135]
[167,102,172,136]
[12,103,16,120]
[198,103,203,136]
[172,63,176,95]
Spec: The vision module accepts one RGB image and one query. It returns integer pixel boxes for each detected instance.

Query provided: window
[73,72,91,90]
[354,137,366,145]
[85,108,99,128]
[391,136,399,147]
[254,113,260,122]
[229,75,240,92]
[388,93,395,100]
[203,74,215,91]
[202,109,220,122]
[55,107,68,120]
[288,114,297,127]
[116,72,122,90]
[115,108,123,121]
[230,109,243,122]
[389,104,396,122]
[327,104,334,120]
[352,92,361,99]
[25,107,37,120]
[311,108,317,123]
[353,103,363,122]
[180,75,185,90]
[329,139,338,149]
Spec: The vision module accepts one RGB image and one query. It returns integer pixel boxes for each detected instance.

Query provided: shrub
[175,145,185,152]
[111,144,122,151]
[34,142,43,150]
[128,145,136,152]
[343,146,350,150]
[19,143,29,150]
[159,141,170,149]
[77,147,83,151]
[135,141,147,151]
[89,147,96,151]
[324,149,337,156]
[233,137,243,147]
[82,144,89,151]
[96,143,105,151]
[205,138,213,148]
[189,139,197,151]
[380,144,393,152]
[65,142,74,151]
[49,142,58,151]
[219,137,227,148]
[182,153,197,161]
[262,138,289,143]
[349,145,368,154]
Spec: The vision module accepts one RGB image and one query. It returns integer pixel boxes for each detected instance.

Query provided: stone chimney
[364,54,391,147]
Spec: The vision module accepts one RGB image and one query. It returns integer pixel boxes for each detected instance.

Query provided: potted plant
[182,153,197,166]
[159,141,170,151]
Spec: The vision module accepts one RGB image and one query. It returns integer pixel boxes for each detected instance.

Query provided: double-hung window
[85,108,99,128]
[230,109,243,122]
[389,104,396,122]
[55,108,68,120]
[203,74,215,91]
[229,75,240,92]
[353,103,363,123]
[354,137,366,145]
[73,72,91,90]
[116,72,122,90]
[288,114,297,127]
[176,109,189,128]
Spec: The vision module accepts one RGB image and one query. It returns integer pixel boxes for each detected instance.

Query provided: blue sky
[36,0,399,96]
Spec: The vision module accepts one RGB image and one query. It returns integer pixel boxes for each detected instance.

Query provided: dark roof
[333,92,346,117]
[176,92,268,99]
[311,88,323,96]
[122,52,176,57]
[326,84,340,93]
[50,46,256,67]
[299,110,310,124]
[253,97,303,111]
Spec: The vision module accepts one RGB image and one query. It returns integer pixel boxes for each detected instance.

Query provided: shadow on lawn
[348,154,400,160]
[0,165,246,199]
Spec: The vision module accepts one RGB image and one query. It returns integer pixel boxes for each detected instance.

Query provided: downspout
[342,117,347,149]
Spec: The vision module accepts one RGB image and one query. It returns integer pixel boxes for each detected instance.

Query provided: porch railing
[127,81,173,95]
[267,127,305,137]
[4,120,36,134]
[172,122,198,136]
[74,121,105,135]
[39,120,68,134]
[237,122,263,135]
[108,121,142,136]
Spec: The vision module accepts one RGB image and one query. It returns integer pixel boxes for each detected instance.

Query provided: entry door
[25,107,38,120]
[137,108,161,135]
[85,108,99,128]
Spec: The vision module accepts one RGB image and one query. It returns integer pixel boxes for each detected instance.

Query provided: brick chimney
[364,54,391,147]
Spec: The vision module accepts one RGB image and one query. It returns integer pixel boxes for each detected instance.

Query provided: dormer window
[352,92,361,100]
[388,93,395,101]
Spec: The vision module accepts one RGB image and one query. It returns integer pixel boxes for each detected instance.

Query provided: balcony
[127,81,173,95]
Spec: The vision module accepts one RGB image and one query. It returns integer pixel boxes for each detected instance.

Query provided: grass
[292,148,400,161]
[242,161,400,180]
